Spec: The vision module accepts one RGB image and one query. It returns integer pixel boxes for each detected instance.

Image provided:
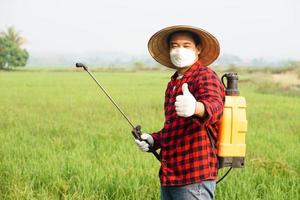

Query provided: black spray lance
[75,63,160,161]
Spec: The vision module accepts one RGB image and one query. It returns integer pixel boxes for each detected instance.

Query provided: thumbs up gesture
[175,83,197,117]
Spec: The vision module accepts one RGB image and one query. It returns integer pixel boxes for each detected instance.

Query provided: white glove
[134,133,154,152]
[175,83,196,117]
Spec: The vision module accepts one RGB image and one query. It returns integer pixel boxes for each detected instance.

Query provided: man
[135,25,225,200]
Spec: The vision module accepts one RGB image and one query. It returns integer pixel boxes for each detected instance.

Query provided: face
[169,33,201,56]
[168,33,201,72]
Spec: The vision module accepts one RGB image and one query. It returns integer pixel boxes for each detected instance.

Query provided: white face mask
[170,47,197,68]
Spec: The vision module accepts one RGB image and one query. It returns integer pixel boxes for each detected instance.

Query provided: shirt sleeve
[194,70,225,126]
[150,129,163,150]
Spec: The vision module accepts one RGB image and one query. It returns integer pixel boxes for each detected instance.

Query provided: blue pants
[161,180,216,200]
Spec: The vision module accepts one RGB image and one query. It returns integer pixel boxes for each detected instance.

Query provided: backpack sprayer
[218,72,247,168]
[75,63,160,161]
[75,63,247,183]
[214,72,247,183]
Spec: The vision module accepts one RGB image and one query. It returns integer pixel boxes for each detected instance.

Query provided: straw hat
[148,25,220,68]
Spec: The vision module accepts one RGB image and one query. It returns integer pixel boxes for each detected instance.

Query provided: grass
[0,69,299,199]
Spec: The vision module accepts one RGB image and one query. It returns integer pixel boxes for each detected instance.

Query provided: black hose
[217,167,232,184]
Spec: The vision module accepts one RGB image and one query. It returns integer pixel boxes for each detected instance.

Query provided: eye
[184,45,192,48]
[171,44,179,49]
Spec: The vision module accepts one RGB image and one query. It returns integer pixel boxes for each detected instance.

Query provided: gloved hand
[175,83,197,117]
[134,133,154,152]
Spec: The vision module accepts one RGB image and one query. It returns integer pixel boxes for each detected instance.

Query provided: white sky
[0,0,299,60]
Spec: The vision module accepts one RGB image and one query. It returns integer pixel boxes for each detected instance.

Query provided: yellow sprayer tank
[218,72,247,168]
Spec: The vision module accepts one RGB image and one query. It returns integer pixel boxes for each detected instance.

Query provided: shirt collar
[171,60,203,80]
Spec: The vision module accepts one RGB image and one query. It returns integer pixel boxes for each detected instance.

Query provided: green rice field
[0,69,299,199]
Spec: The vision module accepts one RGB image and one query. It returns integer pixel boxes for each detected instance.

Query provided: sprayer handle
[221,74,227,88]
[131,125,160,161]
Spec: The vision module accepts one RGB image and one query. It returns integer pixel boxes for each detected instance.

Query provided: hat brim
[148,25,220,68]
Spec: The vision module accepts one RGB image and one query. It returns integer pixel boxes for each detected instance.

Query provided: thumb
[141,134,149,140]
[141,133,154,145]
[182,83,191,95]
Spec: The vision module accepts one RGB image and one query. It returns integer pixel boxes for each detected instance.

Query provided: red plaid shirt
[151,61,225,186]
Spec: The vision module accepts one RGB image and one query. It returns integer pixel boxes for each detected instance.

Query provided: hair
[167,30,202,46]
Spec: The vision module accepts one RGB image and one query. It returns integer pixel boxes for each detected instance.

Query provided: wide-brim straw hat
[148,25,220,68]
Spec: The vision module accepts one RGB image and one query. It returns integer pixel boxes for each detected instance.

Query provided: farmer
[135,25,225,200]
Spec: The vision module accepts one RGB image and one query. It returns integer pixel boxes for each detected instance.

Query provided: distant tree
[133,61,146,70]
[0,26,29,69]
[0,26,26,46]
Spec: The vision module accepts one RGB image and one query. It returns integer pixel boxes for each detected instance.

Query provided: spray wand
[75,63,160,161]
